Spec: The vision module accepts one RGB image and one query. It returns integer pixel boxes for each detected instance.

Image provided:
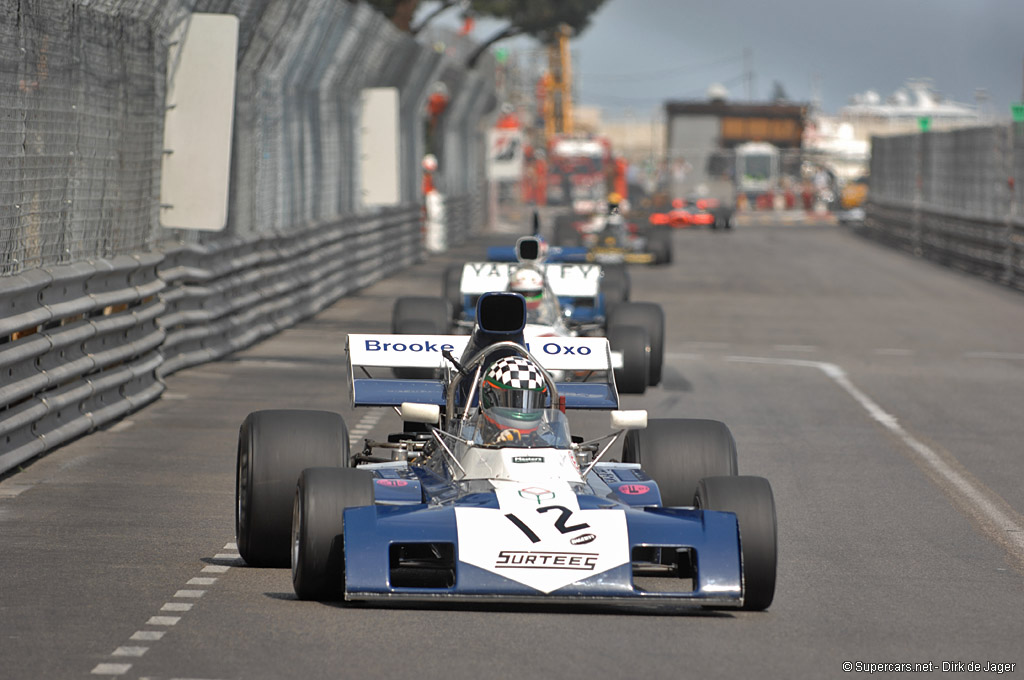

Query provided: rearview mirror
[610,410,647,430]
[400,402,440,424]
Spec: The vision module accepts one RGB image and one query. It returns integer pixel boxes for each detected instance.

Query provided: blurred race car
[648,198,723,229]
[553,208,673,265]
[234,292,778,611]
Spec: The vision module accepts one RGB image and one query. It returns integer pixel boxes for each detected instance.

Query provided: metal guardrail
[157,206,423,377]
[859,124,1023,292]
[860,199,1024,291]
[1,255,167,473]
[1,206,425,474]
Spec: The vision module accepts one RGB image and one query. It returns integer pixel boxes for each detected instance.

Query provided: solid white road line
[727,355,1024,567]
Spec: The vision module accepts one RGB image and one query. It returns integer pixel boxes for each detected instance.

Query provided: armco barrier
[861,200,1024,292]
[1,255,167,473]
[1,205,424,474]
[157,206,423,378]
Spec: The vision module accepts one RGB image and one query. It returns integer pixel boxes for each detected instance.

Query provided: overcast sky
[425,0,1024,119]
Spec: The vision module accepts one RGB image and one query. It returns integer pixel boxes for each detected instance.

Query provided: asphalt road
[2,216,1023,680]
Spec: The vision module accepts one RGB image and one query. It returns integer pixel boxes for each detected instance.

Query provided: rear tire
[391,296,449,335]
[608,302,664,386]
[236,410,349,567]
[442,265,464,322]
[392,297,449,379]
[607,324,649,395]
[599,263,631,311]
[292,467,374,601]
[621,418,738,507]
[695,476,777,611]
[648,227,673,265]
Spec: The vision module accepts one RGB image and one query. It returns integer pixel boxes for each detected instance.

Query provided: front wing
[342,502,744,608]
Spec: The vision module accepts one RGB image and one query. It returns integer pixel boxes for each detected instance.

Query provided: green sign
[1012,102,1024,123]
[494,47,509,64]
[918,116,931,132]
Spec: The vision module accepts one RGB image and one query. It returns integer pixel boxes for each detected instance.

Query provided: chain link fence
[863,124,1023,290]
[0,0,496,472]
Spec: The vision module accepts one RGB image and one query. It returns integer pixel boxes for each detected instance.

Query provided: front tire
[608,302,664,386]
[621,418,738,507]
[607,324,649,395]
[236,410,350,567]
[695,475,777,611]
[292,467,374,601]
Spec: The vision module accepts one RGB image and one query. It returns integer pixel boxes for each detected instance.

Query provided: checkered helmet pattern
[481,356,548,415]
[485,356,545,390]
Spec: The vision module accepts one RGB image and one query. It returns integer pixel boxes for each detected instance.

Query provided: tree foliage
[469,0,608,45]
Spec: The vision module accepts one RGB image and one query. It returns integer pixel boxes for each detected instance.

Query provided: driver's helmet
[607,192,623,214]
[480,356,549,444]
[508,268,546,311]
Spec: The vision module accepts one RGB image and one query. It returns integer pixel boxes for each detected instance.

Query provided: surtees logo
[495,550,598,570]
[617,484,650,495]
[375,479,409,487]
[512,456,544,464]
[570,533,596,545]
[518,487,555,504]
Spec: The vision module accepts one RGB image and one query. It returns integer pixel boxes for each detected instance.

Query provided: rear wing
[458,262,602,298]
[347,333,618,409]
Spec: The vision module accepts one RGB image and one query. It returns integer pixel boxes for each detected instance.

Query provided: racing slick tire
[695,475,777,611]
[391,296,450,335]
[236,410,350,568]
[599,263,631,310]
[607,302,664,386]
[392,297,450,379]
[292,466,374,601]
[621,418,738,507]
[607,324,649,395]
[647,227,673,265]
[442,264,464,322]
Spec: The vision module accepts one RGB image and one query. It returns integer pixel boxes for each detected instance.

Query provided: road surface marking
[173,590,205,598]
[112,647,148,657]
[91,663,132,675]
[187,577,217,586]
[147,616,181,626]
[131,631,165,641]
[727,355,1024,568]
[108,420,134,433]
[161,602,193,612]
[201,565,230,573]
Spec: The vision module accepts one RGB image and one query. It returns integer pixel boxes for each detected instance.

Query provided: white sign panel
[487,129,524,181]
[359,88,401,206]
[456,482,629,594]
[160,14,239,231]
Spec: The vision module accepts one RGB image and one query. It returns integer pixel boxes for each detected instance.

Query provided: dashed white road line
[349,410,387,448]
[91,543,237,678]
[726,354,1024,567]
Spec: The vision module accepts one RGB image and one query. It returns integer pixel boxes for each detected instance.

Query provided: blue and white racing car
[235,292,777,611]
[396,236,665,394]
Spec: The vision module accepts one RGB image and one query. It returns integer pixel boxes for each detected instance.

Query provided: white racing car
[392,237,665,394]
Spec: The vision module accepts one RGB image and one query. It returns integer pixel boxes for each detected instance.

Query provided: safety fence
[861,124,1024,290]
[0,1,496,473]
[0,206,422,474]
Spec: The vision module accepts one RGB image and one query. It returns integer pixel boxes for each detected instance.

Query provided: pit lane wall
[859,124,1024,291]
[0,2,494,474]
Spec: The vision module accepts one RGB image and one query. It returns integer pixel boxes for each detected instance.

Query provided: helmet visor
[482,379,548,411]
